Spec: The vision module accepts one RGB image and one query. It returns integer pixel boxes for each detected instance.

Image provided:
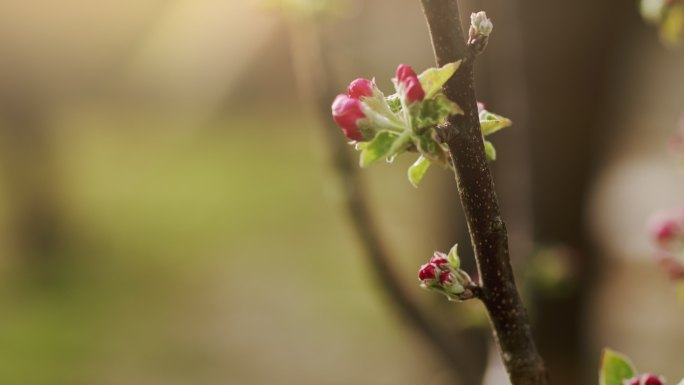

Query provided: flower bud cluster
[418,249,474,300]
[624,373,666,385]
[330,62,511,187]
[330,62,465,186]
[648,208,684,280]
[331,64,432,143]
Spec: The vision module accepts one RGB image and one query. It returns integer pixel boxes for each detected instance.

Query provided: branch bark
[418,1,548,384]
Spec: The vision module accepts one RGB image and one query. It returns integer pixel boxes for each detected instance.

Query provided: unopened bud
[439,271,454,286]
[469,11,493,41]
[395,64,425,103]
[467,12,493,56]
[430,252,449,269]
[332,94,366,141]
[418,263,438,281]
[347,78,374,100]
[641,373,665,385]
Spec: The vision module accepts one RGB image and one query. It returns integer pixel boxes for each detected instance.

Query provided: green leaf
[480,111,513,136]
[415,130,450,168]
[447,244,460,269]
[360,131,397,167]
[418,61,462,100]
[599,349,636,385]
[484,140,496,161]
[415,93,463,131]
[408,155,431,187]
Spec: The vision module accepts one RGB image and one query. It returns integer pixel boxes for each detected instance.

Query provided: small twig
[418,1,549,385]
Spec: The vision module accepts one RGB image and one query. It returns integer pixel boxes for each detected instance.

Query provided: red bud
[347,78,374,99]
[396,64,425,103]
[641,373,664,385]
[439,271,454,285]
[396,64,418,84]
[418,263,438,281]
[404,78,425,103]
[430,253,449,269]
[332,94,365,141]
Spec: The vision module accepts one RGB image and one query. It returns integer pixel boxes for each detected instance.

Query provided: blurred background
[0,0,683,384]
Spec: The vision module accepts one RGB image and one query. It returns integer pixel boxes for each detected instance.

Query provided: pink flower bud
[404,78,425,103]
[647,212,681,246]
[418,263,437,281]
[623,377,640,385]
[641,373,664,385]
[396,64,418,83]
[332,94,365,141]
[430,253,449,269]
[347,78,374,100]
[431,258,449,269]
[396,64,425,103]
[439,271,454,286]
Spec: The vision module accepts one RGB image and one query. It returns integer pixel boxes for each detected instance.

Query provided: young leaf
[484,140,497,161]
[360,131,397,167]
[415,93,463,130]
[418,61,462,99]
[599,349,636,385]
[408,155,431,187]
[447,244,460,269]
[480,110,513,136]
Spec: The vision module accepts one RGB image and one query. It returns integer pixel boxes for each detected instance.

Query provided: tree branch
[418,1,548,384]
[284,16,487,385]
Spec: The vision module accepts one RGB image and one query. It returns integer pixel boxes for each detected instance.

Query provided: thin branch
[284,15,486,385]
[418,1,548,385]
